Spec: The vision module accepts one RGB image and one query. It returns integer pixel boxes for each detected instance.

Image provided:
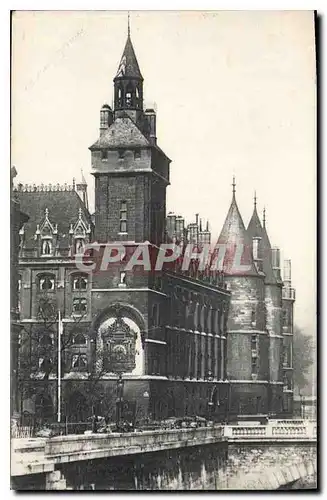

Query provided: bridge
[11,420,317,490]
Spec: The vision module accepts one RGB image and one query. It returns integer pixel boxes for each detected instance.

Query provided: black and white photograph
[10,10,317,491]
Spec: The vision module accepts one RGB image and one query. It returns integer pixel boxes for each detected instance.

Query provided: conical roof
[247,205,280,285]
[216,190,258,276]
[114,34,143,80]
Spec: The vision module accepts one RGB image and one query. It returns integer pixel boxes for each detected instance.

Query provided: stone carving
[101,316,137,374]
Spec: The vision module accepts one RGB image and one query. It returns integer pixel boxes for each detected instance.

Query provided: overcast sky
[12,10,316,334]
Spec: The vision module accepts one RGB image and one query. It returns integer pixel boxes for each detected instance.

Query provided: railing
[224,420,316,441]
[11,425,35,439]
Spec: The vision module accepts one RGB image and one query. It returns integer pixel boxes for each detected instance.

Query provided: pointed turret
[217,178,257,275]
[76,170,89,210]
[114,33,143,81]
[114,17,143,116]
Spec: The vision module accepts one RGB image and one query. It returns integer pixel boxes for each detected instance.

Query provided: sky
[11,10,316,335]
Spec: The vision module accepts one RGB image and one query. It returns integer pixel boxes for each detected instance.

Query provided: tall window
[253,238,259,260]
[119,201,127,232]
[119,271,126,286]
[72,274,88,291]
[72,298,87,315]
[101,150,108,160]
[75,239,85,255]
[41,239,52,256]
[39,274,55,291]
[251,309,256,327]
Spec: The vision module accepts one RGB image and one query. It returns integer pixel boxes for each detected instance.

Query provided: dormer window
[42,239,52,256]
[39,274,55,291]
[253,238,259,260]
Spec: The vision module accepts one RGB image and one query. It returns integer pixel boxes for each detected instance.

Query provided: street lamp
[116,374,124,431]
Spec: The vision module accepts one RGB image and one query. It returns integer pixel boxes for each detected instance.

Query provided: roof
[17,189,92,250]
[247,205,262,240]
[247,206,281,285]
[114,34,143,80]
[90,115,150,150]
[216,193,258,276]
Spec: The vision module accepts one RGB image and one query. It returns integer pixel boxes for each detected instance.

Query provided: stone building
[15,29,231,425]
[11,166,29,420]
[14,25,295,424]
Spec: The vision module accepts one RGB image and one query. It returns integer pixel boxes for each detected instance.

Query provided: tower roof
[216,182,258,276]
[114,32,143,81]
[247,203,280,285]
[247,195,262,240]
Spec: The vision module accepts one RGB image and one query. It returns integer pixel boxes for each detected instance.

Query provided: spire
[114,19,143,113]
[232,176,236,199]
[80,169,87,186]
[114,22,143,80]
[216,184,258,276]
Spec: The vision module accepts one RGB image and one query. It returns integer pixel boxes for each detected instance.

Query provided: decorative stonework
[96,313,144,376]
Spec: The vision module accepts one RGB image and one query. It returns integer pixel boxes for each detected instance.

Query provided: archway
[93,304,146,376]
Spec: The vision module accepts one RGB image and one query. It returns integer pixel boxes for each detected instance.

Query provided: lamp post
[116,374,124,431]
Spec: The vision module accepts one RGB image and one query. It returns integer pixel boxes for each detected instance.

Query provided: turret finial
[127,11,130,37]
[254,190,257,208]
[263,207,266,228]
[232,176,236,197]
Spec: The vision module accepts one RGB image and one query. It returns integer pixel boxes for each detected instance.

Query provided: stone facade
[14,27,294,425]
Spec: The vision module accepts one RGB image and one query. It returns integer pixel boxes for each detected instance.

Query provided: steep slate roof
[17,190,92,250]
[216,192,258,276]
[114,34,143,80]
[89,115,150,150]
[247,205,280,285]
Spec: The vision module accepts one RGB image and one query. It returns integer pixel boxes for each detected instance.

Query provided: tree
[293,325,315,394]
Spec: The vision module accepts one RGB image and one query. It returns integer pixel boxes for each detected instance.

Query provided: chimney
[144,108,157,144]
[100,104,114,136]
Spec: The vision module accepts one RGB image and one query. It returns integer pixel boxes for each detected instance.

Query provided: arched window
[72,274,88,291]
[38,274,55,291]
[73,333,87,345]
[38,357,53,373]
[75,239,85,255]
[41,239,52,256]
[125,85,133,107]
[72,354,88,371]
[39,334,53,347]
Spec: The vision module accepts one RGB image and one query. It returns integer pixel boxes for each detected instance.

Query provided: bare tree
[293,325,315,394]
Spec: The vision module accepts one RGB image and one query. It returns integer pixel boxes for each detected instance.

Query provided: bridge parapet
[224,420,316,442]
